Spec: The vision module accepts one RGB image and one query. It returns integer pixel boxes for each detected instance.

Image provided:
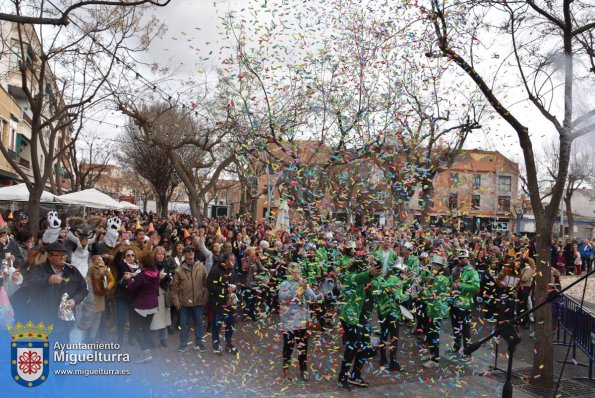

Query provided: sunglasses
[126,253,136,257]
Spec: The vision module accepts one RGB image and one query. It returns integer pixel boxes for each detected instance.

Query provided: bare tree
[227,154,267,218]
[0,0,171,26]
[420,0,595,387]
[117,120,181,217]
[0,6,164,236]
[116,100,236,219]
[125,168,152,213]
[220,2,407,223]
[66,132,112,192]
[542,140,595,237]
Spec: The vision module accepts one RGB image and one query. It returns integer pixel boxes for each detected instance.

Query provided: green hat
[0,225,8,234]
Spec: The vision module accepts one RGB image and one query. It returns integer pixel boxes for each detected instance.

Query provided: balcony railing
[19,157,30,168]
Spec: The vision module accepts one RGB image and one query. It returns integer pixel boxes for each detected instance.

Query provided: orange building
[409,150,520,232]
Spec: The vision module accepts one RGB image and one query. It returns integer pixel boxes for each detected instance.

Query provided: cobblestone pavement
[113,313,483,397]
[561,275,595,313]
[107,308,594,398]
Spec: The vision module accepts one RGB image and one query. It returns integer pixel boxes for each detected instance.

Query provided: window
[448,193,458,210]
[498,175,512,191]
[11,40,33,69]
[493,221,509,231]
[473,174,481,188]
[498,196,511,211]
[472,195,481,210]
[9,128,16,151]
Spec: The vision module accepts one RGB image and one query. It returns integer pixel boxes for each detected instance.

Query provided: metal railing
[554,295,595,381]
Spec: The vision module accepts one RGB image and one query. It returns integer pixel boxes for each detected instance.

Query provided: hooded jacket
[451,264,480,310]
[421,270,451,319]
[126,267,160,310]
[372,273,410,319]
[339,263,378,326]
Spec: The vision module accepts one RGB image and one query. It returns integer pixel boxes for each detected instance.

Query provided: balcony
[19,157,30,168]
[6,149,17,161]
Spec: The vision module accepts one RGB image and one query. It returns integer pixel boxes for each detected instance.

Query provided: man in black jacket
[27,242,88,342]
[207,252,238,354]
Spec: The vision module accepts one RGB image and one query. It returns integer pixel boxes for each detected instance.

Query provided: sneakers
[213,346,223,355]
[448,347,461,357]
[177,345,187,353]
[281,369,294,381]
[300,371,310,382]
[388,362,402,372]
[337,379,352,391]
[348,377,370,388]
[226,345,238,354]
[135,350,152,363]
[422,359,440,368]
[194,343,207,353]
[459,355,472,362]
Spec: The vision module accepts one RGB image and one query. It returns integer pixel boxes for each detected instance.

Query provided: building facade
[409,150,520,232]
[0,21,71,191]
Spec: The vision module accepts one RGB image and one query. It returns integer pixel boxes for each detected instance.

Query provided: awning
[15,133,30,156]
[0,169,18,180]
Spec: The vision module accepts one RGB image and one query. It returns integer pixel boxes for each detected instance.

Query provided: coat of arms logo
[7,321,52,387]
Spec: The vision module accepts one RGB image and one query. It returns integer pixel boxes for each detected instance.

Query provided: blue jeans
[212,311,234,348]
[179,305,204,347]
[115,297,134,342]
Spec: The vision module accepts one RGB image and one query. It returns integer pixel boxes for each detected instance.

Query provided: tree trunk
[420,186,432,226]
[203,199,209,218]
[239,189,247,216]
[27,186,43,238]
[250,196,258,220]
[564,196,574,239]
[158,193,169,218]
[530,215,554,388]
[189,200,201,221]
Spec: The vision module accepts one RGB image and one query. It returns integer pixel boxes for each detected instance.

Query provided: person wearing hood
[124,252,160,363]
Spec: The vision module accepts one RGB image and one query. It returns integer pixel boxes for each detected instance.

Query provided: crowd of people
[0,209,593,391]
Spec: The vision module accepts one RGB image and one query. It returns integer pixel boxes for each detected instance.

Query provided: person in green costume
[421,254,451,368]
[373,261,409,371]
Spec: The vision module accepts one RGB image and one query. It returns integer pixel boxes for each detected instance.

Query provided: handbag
[164,285,173,308]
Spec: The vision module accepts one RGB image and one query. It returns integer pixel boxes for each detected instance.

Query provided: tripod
[465,267,595,398]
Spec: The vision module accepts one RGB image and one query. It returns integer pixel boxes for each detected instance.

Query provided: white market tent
[119,201,140,210]
[0,183,57,202]
[57,188,124,210]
